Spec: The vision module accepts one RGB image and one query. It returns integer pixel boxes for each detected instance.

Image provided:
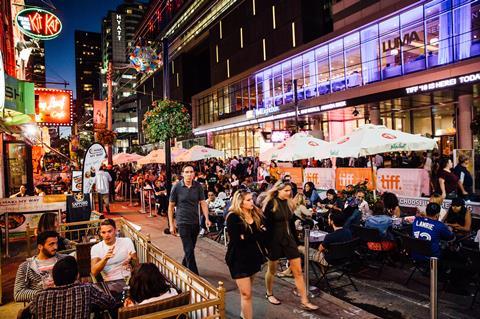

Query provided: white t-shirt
[138,288,178,305]
[91,237,136,281]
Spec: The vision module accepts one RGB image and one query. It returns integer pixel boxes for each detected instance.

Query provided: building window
[272,6,276,30]
[176,73,180,87]
[172,61,175,74]
[219,20,223,39]
[262,38,267,61]
[292,22,296,47]
[227,59,230,78]
[252,0,256,16]
[240,27,244,48]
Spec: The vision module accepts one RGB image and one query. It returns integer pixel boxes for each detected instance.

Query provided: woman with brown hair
[225,189,266,319]
[262,180,318,311]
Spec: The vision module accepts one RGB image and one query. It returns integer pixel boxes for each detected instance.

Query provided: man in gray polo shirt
[168,165,211,274]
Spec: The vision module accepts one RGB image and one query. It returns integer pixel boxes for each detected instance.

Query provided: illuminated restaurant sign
[15,8,62,40]
[405,72,480,94]
[34,88,73,126]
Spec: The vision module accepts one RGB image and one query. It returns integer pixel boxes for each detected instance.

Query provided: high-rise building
[101,0,148,151]
[74,31,102,125]
[25,41,46,87]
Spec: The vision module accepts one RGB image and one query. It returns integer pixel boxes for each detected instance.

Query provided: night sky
[44,0,126,98]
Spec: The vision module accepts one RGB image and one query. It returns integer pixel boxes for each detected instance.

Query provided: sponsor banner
[82,143,107,194]
[66,193,92,222]
[0,195,66,213]
[93,100,107,130]
[398,195,480,217]
[376,168,430,197]
[278,167,303,186]
[335,168,374,190]
[72,170,83,192]
[303,168,335,190]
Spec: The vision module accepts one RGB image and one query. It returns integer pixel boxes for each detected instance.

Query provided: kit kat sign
[16,8,62,40]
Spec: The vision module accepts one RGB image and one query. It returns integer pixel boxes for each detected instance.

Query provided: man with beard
[14,231,67,302]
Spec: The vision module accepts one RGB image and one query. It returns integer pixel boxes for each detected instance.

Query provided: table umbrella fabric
[260,132,330,162]
[175,145,224,162]
[137,148,187,165]
[324,124,437,159]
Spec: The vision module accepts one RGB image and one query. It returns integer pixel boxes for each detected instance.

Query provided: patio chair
[400,235,432,286]
[460,246,480,308]
[310,238,360,294]
[117,290,190,319]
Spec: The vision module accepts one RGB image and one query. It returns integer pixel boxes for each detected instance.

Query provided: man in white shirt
[95,166,112,214]
[91,219,137,281]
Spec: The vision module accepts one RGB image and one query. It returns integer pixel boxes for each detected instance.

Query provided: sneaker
[199,229,206,237]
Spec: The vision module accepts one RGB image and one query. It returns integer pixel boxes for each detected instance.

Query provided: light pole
[162,37,172,200]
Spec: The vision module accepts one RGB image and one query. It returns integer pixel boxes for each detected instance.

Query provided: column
[458,94,473,149]
[369,103,381,125]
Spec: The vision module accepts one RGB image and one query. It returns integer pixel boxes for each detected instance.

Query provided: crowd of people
[11,151,480,319]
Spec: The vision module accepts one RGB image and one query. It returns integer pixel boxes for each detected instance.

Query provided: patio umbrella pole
[370,156,377,201]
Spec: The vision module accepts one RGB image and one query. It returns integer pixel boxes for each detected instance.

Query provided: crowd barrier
[17,217,226,318]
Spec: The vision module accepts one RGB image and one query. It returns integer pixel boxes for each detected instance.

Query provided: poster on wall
[82,143,106,194]
[376,168,430,197]
[453,149,475,191]
[335,168,375,190]
[72,170,83,192]
[303,168,335,190]
[93,100,107,130]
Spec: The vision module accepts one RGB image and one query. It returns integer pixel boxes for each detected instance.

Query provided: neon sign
[16,8,62,40]
[405,72,480,94]
[34,88,73,126]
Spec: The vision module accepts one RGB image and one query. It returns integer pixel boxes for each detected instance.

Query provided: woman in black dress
[262,180,318,311]
[225,189,265,319]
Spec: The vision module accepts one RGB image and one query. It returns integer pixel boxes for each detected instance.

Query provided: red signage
[16,8,62,40]
[34,88,73,126]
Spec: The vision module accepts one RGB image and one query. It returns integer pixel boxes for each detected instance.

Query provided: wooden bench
[118,291,190,319]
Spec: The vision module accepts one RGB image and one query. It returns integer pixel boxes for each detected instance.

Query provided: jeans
[177,224,200,274]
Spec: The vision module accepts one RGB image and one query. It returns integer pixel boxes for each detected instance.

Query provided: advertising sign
[335,168,374,190]
[376,168,430,197]
[111,12,126,63]
[5,75,35,113]
[15,8,62,40]
[66,193,91,222]
[303,168,335,190]
[82,143,107,194]
[397,195,480,217]
[453,149,475,191]
[93,100,107,130]
[72,170,83,192]
[34,88,73,126]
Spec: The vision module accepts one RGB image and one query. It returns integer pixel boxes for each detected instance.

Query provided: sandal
[276,272,293,278]
[265,293,281,305]
[300,302,319,311]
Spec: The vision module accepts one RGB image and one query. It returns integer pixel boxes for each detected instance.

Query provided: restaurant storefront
[192,0,480,157]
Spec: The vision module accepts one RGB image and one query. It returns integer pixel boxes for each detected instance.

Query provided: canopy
[260,132,330,162]
[324,124,437,159]
[175,145,224,162]
[111,152,143,165]
[137,148,187,165]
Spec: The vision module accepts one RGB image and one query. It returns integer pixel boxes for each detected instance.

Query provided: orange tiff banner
[278,167,304,186]
[335,168,375,190]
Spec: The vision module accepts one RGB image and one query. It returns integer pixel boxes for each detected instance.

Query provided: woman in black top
[225,189,265,319]
[436,157,467,199]
[262,180,318,311]
[444,197,472,235]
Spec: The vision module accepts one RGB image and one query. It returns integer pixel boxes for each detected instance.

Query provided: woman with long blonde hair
[262,180,318,311]
[225,189,266,319]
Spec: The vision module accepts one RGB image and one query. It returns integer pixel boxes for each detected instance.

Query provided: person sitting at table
[303,182,320,208]
[428,193,447,221]
[412,203,454,260]
[30,256,116,319]
[298,213,352,274]
[10,184,28,198]
[14,231,67,302]
[36,212,74,251]
[91,219,137,282]
[443,197,472,235]
[124,263,178,307]
[34,185,46,196]
[320,189,343,213]
[199,191,226,237]
[292,193,314,231]
[365,201,395,250]
[382,192,401,217]
[343,190,370,229]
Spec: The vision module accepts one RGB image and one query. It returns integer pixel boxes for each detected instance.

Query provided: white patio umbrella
[137,148,187,165]
[260,132,330,162]
[112,152,143,165]
[325,124,437,159]
[176,145,224,162]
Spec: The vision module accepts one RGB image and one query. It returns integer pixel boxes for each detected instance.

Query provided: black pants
[178,224,200,275]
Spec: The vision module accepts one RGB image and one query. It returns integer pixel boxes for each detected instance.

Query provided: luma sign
[15,8,62,40]
[405,73,480,94]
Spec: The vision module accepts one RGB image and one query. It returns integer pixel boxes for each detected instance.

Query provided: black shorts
[267,236,300,261]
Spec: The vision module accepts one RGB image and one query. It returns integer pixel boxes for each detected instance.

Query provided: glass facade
[194,0,480,127]
[213,130,260,158]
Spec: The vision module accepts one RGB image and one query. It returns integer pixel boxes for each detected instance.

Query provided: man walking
[168,165,211,274]
[95,165,112,214]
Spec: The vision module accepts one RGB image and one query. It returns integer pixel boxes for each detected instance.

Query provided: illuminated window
[127,9,132,14]
[227,59,230,78]
[272,6,276,30]
[262,38,266,61]
[252,0,256,16]
[216,45,219,63]
[240,27,243,48]
[292,22,296,47]
[219,20,223,39]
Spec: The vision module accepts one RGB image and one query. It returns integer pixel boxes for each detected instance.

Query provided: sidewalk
[106,201,378,318]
